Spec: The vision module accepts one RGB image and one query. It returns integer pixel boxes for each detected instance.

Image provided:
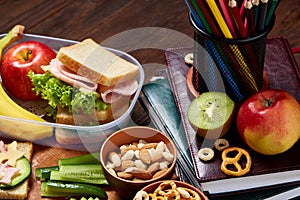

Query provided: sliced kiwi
[187,92,235,139]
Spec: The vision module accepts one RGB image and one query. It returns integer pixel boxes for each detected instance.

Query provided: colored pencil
[185,0,205,30]
[244,0,256,36]
[205,0,233,38]
[264,0,279,26]
[190,0,213,33]
[258,0,269,32]
[218,0,238,38]
[196,0,223,37]
[240,0,247,16]
[252,0,260,29]
[228,0,249,38]
[206,40,244,100]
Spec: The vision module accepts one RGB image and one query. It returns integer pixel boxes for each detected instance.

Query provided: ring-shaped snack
[214,138,230,151]
[198,148,214,161]
[184,53,194,65]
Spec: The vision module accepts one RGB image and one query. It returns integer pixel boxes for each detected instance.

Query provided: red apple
[237,89,300,155]
[0,41,56,100]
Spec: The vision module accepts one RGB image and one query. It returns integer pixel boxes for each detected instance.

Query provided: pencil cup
[188,13,275,102]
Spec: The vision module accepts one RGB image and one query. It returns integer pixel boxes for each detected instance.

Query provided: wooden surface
[0,0,300,199]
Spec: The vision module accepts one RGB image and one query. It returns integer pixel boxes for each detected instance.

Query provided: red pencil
[218,0,238,38]
[228,0,249,38]
[240,0,247,16]
[244,0,256,36]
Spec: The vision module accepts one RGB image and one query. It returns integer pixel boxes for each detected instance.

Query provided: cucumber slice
[58,152,100,167]
[50,170,108,185]
[41,180,107,198]
[35,166,59,181]
[0,157,31,188]
[50,164,107,185]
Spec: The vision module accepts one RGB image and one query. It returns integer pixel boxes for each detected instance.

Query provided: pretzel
[140,180,203,200]
[214,138,230,151]
[221,147,252,176]
[153,181,181,199]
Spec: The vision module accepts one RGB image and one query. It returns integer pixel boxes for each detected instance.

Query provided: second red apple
[237,89,300,155]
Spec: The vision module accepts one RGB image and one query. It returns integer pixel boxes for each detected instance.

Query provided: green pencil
[265,0,279,26]
[190,0,213,34]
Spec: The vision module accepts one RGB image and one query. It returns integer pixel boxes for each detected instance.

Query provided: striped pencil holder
[189,13,275,102]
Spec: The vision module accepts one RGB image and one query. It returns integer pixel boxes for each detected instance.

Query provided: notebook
[141,71,300,200]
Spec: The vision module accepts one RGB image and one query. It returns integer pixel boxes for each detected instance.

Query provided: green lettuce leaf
[28,71,109,119]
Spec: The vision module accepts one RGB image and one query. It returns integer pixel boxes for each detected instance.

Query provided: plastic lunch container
[0,34,144,151]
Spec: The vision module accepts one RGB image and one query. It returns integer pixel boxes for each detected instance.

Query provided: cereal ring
[221,147,252,176]
[197,148,214,161]
[214,138,230,151]
[184,53,194,65]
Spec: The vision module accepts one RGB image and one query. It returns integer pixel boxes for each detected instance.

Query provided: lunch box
[0,34,144,151]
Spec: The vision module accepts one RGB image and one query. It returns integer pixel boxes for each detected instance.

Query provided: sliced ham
[0,163,20,185]
[48,58,138,104]
[100,79,138,104]
[49,58,98,91]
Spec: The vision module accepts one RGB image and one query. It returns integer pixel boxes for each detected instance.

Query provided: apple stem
[26,50,32,60]
[262,95,274,107]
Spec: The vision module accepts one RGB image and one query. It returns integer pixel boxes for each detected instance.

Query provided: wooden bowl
[99,126,177,199]
[136,180,209,200]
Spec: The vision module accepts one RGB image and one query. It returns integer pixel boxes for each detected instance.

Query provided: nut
[141,143,158,149]
[131,168,153,180]
[121,160,135,171]
[147,162,160,175]
[162,151,174,162]
[155,141,166,154]
[108,152,121,167]
[121,149,135,161]
[152,169,167,179]
[117,171,134,180]
[151,152,163,163]
[139,148,151,164]
[105,139,174,182]
[134,159,147,170]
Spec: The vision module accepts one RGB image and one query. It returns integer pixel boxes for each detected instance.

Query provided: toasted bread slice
[0,141,33,200]
[56,38,139,87]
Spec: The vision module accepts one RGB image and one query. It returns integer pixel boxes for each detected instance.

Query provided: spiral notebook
[163,37,300,198]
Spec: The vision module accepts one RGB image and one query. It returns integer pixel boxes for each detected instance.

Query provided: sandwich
[28,38,139,126]
[0,140,33,199]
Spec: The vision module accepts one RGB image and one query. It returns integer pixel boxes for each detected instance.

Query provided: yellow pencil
[205,0,258,92]
[205,0,233,39]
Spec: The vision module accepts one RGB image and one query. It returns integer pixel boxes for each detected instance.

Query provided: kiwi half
[187,92,235,139]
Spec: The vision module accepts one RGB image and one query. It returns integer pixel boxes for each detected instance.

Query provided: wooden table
[0,1,300,199]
